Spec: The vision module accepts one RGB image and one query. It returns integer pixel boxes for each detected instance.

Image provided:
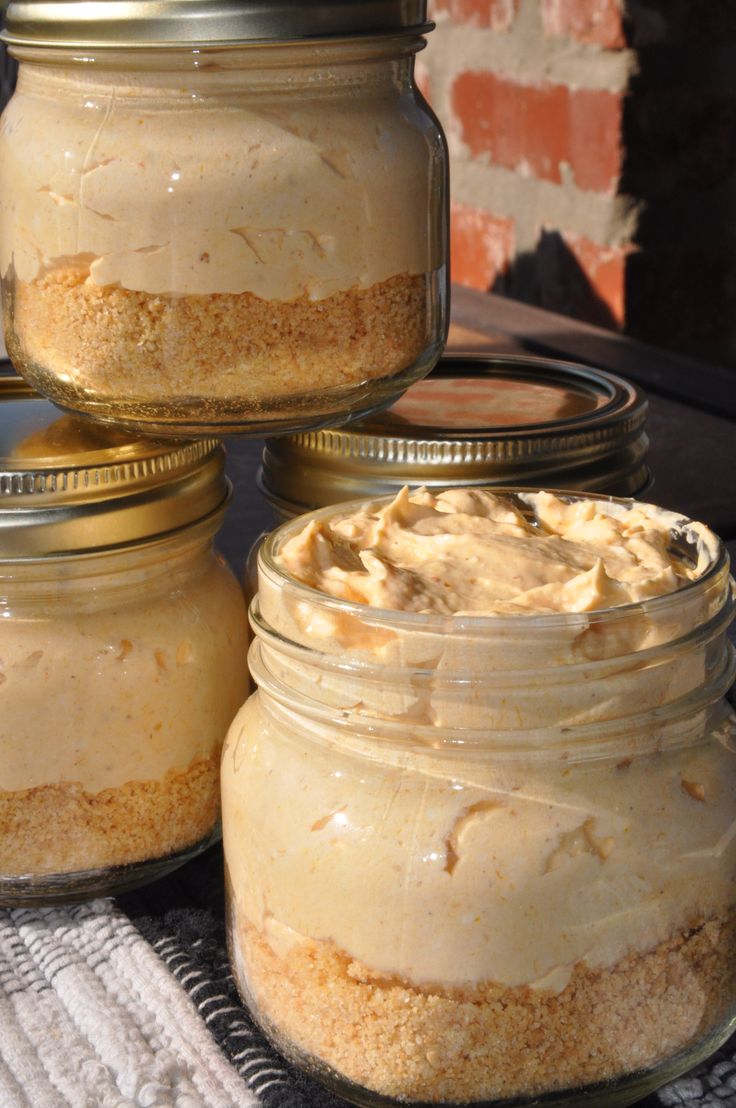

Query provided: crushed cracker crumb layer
[11,271,429,404]
[0,755,219,876]
[233,911,736,1104]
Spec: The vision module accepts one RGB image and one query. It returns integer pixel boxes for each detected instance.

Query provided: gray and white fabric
[0,901,254,1107]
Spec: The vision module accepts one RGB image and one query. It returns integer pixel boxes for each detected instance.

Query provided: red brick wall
[419,0,736,362]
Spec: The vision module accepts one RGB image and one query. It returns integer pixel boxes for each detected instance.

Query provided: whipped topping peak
[277,488,701,616]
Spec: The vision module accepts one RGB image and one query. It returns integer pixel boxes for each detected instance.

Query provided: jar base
[9,352,440,438]
[4,269,445,437]
[247,1001,736,1108]
[0,828,219,906]
[228,901,736,1108]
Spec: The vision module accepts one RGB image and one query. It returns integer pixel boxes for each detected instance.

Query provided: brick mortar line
[425,15,636,95]
[450,160,641,249]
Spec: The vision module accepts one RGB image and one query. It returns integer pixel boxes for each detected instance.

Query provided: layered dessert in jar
[0,541,249,886]
[222,488,736,1105]
[0,385,250,901]
[0,47,446,433]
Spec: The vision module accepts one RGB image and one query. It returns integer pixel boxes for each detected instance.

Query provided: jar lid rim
[1,1,432,49]
[260,354,651,511]
[0,376,228,558]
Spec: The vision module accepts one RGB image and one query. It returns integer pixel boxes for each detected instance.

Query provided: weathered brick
[451,71,623,192]
[451,203,515,291]
[541,0,626,49]
[430,0,519,31]
[535,229,629,327]
[568,87,623,192]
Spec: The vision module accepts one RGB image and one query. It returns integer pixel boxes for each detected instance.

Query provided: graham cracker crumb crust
[0,755,219,876]
[12,270,429,402]
[236,912,736,1103]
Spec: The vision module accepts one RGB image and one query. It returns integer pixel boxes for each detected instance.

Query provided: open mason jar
[0,377,249,905]
[222,489,736,1108]
[0,1,447,436]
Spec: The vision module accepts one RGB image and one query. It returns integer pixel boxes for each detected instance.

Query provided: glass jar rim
[257,487,730,636]
[249,582,735,684]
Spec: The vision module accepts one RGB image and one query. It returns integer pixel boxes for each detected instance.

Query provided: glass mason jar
[0,377,249,904]
[222,492,736,1108]
[0,1,448,437]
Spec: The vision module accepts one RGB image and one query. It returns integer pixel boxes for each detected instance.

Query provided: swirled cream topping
[277,487,705,615]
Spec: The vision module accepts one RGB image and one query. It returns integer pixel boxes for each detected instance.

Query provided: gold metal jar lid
[0,376,229,559]
[259,353,650,516]
[1,1,431,49]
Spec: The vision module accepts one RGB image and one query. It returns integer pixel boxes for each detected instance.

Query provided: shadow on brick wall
[492,229,621,333]
[493,3,736,366]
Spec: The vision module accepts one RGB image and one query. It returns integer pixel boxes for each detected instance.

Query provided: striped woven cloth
[0,900,254,1108]
[0,849,734,1107]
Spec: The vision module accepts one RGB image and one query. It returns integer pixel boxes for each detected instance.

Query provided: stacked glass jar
[0,0,448,436]
[0,0,448,899]
[0,379,250,902]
